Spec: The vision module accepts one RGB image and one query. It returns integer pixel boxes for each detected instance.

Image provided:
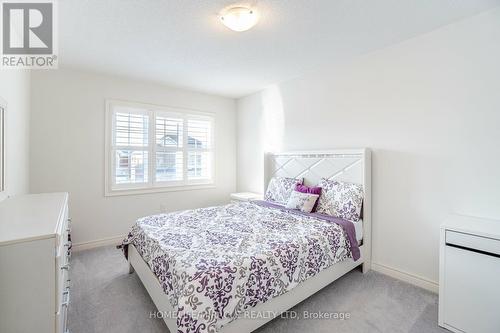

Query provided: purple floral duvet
[122,201,358,333]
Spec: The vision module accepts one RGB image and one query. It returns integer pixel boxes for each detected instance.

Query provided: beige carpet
[68,246,447,333]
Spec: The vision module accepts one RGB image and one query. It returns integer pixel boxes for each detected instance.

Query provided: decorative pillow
[264,176,303,205]
[295,184,322,211]
[285,190,320,213]
[315,179,364,222]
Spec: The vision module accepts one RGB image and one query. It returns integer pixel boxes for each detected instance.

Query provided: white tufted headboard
[264,148,372,270]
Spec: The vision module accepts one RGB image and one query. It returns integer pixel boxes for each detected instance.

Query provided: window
[105,101,214,195]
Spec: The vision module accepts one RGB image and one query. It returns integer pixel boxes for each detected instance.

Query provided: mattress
[122,201,359,333]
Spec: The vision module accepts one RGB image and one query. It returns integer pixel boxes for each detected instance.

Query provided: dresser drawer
[56,288,70,333]
[442,244,500,332]
[56,207,70,258]
[445,230,500,256]
[56,263,69,309]
[55,209,71,310]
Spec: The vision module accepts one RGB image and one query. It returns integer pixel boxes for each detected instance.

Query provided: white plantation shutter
[112,108,150,186]
[186,118,213,182]
[155,115,183,183]
[107,101,215,194]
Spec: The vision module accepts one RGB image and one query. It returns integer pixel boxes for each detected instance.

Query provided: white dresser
[439,215,500,333]
[0,193,71,333]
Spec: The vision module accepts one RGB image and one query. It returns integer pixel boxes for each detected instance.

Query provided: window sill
[104,183,216,197]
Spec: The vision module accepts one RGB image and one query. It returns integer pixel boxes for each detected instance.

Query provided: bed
[123,149,372,333]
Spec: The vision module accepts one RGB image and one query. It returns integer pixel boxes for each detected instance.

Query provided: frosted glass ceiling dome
[220,6,259,32]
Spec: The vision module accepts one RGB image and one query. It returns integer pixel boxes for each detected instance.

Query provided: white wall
[30,69,236,246]
[237,8,500,285]
[0,71,31,202]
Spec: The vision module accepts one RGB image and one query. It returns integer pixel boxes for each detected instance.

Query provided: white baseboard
[72,235,125,252]
[372,262,439,293]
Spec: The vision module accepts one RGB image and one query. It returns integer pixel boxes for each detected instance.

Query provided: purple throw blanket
[252,200,360,261]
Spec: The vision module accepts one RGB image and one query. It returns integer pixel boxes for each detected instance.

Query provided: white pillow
[264,176,302,205]
[315,179,364,222]
[285,190,319,213]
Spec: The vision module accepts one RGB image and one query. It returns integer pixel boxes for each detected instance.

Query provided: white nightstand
[439,215,500,333]
[230,192,263,203]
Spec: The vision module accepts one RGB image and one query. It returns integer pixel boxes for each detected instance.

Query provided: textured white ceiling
[59,0,500,98]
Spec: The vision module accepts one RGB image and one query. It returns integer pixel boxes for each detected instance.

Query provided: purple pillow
[295,184,322,211]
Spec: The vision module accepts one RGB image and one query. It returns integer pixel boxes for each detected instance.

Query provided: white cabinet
[439,215,500,333]
[0,193,71,333]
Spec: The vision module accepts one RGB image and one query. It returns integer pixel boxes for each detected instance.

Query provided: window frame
[105,100,216,196]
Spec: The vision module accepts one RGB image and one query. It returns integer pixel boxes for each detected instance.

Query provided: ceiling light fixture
[220,6,259,32]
